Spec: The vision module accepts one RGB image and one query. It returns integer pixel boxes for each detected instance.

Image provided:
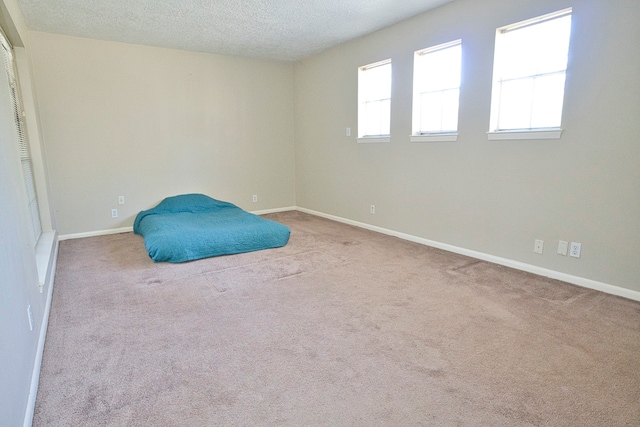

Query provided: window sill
[357,136,390,143]
[487,128,562,140]
[410,133,458,143]
[35,231,57,293]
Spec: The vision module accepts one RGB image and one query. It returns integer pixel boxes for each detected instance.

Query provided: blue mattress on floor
[133,194,290,263]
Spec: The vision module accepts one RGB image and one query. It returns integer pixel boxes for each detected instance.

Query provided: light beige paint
[294,0,640,292]
[29,31,296,235]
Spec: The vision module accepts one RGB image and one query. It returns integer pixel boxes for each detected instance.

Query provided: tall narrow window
[489,8,572,139]
[358,59,391,142]
[1,30,42,244]
[412,40,462,142]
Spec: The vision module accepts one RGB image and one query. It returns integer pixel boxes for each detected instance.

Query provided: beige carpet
[34,211,640,426]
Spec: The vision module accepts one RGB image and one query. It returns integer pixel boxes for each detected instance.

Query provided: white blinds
[1,31,42,244]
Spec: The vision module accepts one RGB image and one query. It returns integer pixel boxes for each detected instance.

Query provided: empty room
[1,0,638,425]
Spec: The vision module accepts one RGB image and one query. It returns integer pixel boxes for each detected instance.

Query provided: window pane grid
[496,73,566,130]
[490,9,571,132]
[419,88,459,133]
[363,99,390,136]
[418,84,460,95]
[498,69,566,85]
[413,40,461,135]
[359,60,391,138]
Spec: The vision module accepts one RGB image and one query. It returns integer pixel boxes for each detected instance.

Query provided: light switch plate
[557,240,568,256]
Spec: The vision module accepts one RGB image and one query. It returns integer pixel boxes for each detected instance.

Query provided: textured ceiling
[16,0,456,61]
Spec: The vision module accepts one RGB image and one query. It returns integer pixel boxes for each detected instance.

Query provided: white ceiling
[17,0,456,62]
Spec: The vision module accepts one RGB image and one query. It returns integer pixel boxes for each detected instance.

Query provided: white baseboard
[58,226,134,241]
[24,236,59,427]
[296,207,640,302]
[251,206,297,215]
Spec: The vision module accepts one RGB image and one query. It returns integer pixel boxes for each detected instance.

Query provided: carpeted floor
[34,211,640,426]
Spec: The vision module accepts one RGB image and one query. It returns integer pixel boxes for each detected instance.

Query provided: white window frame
[488,8,572,140]
[358,59,391,143]
[411,39,462,143]
[1,29,42,245]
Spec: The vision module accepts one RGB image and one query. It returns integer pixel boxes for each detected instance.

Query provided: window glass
[490,9,572,132]
[412,40,461,135]
[358,60,391,138]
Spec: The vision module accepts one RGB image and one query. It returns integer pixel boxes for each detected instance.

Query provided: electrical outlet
[346,127,351,137]
[534,239,544,254]
[118,196,125,205]
[370,205,375,214]
[252,195,258,203]
[111,209,118,218]
[569,242,581,258]
[557,240,568,256]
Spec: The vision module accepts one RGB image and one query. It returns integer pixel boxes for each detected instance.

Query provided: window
[358,59,391,142]
[489,8,572,140]
[412,40,462,142]
[1,29,42,244]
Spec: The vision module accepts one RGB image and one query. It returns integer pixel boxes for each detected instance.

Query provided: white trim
[487,129,562,140]
[23,237,58,427]
[251,206,297,215]
[415,39,462,56]
[500,7,572,33]
[411,133,457,143]
[359,58,391,71]
[35,231,56,293]
[58,226,133,241]
[295,207,640,302]
[357,136,390,143]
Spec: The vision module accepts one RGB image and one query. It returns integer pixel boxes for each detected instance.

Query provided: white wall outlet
[252,195,258,203]
[370,205,375,214]
[569,242,582,258]
[111,209,118,218]
[534,239,544,254]
[346,127,351,137]
[557,240,568,256]
[118,196,125,205]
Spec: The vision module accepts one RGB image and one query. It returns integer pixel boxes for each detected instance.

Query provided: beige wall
[294,0,640,292]
[29,32,296,235]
